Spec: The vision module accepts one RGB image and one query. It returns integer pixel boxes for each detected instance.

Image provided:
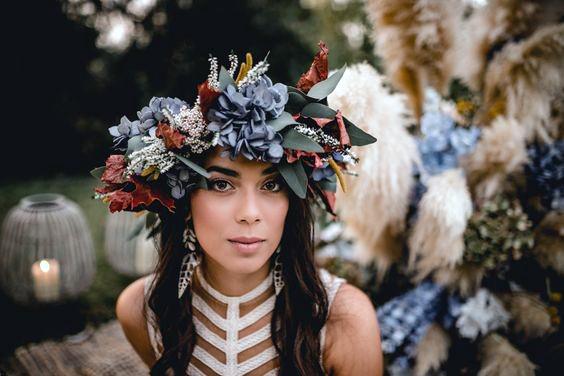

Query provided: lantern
[104,211,158,277]
[0,193,96,305]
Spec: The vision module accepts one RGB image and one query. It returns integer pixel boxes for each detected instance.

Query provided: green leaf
[287,86,307,96]
[219,66,235,91]
[301,103,337,119]
[306,64,347,100]
[175,154,211,178]
[343,117,378,146]
[266,111,298,132]
[90,166,105,180]
[285,92,309,114]
[127,215,146,241]
[282,128,324,152]
[126,135,146,155]
[278,160,308,199]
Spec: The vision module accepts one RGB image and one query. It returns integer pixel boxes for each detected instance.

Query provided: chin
[223,256,270,275]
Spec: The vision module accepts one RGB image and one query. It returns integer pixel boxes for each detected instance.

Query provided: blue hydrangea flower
[165,166,195,199]
[417,111,481,175]
[206,75,288,163]
[525,141,564,211]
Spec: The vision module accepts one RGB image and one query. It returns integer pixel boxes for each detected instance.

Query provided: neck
[199,256,271,297]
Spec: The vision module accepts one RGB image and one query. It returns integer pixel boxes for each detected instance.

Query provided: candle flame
[39,260,50,272]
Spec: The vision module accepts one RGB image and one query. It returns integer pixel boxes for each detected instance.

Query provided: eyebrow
[206,165,278,177]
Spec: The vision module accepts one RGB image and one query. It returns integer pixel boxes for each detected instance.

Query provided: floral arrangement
[92,43,376,215]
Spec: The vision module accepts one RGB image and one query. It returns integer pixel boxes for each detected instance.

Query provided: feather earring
[178,211,201,299]
[273,246,284,296]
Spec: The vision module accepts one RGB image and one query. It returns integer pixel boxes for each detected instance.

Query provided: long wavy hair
[145,184,329,375]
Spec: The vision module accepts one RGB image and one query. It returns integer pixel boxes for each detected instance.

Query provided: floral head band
[92,42,377,216]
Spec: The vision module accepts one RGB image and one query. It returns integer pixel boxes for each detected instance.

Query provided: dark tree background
[6,0,375,181]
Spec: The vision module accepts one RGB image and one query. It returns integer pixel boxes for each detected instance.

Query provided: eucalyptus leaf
[127,215,146,241]
[126,135,146,155]
[90,166,105,180]
[175,154,210,178]
[266,111,298,132]
[278,160,308,199]
[219,66,235,91]
[282,128,324,152]
[285,92,309,114]
[301,103,336,119]
[343,117,378,146]
[306,64,347,100]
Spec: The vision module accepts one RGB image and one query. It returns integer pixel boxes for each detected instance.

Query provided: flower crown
[92,42,377,216]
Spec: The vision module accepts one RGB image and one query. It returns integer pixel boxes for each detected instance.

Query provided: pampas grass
[328,62,418,275]
[408,169,473,281]
[414,323,450,376]
[478,334,536,376]
[481,23,564,142]
[451,0,539,91]
[434,264,485,297]
[461,116,527,204]
[501,292,553,340]
[533,211,564,275]
[364,0,461,119]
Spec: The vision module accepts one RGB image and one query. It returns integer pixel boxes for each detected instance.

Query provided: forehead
[203,146,274,174]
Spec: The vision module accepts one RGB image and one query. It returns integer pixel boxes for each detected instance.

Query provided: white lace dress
[144,267,346,375]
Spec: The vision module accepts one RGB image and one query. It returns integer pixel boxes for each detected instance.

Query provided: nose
[235,189,262,225]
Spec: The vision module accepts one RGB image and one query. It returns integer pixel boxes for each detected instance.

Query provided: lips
[228,236,265,244]
[228,237,265,254]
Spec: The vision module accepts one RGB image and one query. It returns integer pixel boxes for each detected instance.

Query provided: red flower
[156,123,186,150]
[130,177,175,213]
[198,80,221,119]
[296,41,329,93]
[284,149,325,168]
[101,155,127,184]
[107,190,133,213]
[334,110,350,147]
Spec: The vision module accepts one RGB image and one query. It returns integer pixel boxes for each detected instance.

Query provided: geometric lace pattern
[144,267,345,375]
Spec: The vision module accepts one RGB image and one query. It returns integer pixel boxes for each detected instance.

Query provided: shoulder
[115,275,156,368]
[323,283,383,376]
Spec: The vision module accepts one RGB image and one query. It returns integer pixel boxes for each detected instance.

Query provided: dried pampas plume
[452,0,539,91]
[328,62,417,275]
[501,292,553,340]
[434,264,485,297]
[478,334,536,376]
[365,0,461,119]
[408,169,473,281]
[414,323,450,376]
[462,116,527,204]
[533,211,564,275]
[481,23,564,142]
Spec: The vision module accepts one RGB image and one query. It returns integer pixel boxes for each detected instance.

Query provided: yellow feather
[141,165,156,177]
[246,53,253,70]
[328,158,347,193]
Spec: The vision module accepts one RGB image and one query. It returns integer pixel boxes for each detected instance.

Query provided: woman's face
[189,147,289,275]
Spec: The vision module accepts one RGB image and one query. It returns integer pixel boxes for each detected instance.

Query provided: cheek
[189,191,230,247]
[265,195,289,241]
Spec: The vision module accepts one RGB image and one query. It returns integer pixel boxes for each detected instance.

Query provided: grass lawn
[0,175,136,356]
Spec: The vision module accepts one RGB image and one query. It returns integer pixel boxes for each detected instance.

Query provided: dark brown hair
[145,187,329,375]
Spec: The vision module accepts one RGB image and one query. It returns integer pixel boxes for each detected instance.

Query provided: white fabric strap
[192,294,227,331]
[237,346,278,375]
[192,345,226,375]
[187,363,207,376]
[196,267,274,304]
[238,323,271,352]
[237,295,276,330]
[193,316,226,352]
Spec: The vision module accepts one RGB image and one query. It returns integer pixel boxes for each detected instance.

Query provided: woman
[96,45,382,375]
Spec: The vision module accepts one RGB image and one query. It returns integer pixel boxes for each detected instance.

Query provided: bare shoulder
[323,283,383,376]
[115,275,156,368]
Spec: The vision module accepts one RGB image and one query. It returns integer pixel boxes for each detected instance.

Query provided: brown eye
[263,179,282,192]
[211,179,233,192]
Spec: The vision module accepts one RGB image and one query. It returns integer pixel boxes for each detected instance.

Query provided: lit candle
[31,259,61,302]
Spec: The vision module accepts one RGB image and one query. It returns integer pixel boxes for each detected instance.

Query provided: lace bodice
[144,267,345,375]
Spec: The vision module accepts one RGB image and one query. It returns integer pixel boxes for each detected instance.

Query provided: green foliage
[463,193,535,271]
